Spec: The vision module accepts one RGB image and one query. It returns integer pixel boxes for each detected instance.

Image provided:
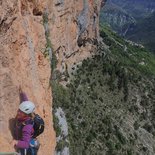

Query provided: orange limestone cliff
[48,0,103,73]
[0,0,104,154]
[0,0,55,154]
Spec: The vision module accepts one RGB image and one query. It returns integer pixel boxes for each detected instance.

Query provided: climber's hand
[12,140,18,147]
[19,85,22,93]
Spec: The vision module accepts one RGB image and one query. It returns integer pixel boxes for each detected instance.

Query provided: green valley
[53,26,155,154]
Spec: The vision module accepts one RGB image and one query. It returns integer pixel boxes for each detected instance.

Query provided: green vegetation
[100,25,155,76]
[42,12,57,71]
[52,25,155,154]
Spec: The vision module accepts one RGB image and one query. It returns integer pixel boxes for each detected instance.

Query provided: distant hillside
[110,0,155,19]
[124,12,155,53]
[100,0,155,53]
[100,2,135,35]
[53,25,155,154]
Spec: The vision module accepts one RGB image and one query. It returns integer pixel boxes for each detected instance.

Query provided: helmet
[19,101,35,114]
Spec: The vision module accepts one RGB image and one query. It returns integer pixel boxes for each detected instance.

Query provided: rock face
[48,0,102,73]
[0,0,55,154]
[0,0,103,154]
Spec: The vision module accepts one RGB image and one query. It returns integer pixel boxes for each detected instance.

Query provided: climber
[12,88,40,155]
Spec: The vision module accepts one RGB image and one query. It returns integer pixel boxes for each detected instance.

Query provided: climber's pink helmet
[19,101,35,114]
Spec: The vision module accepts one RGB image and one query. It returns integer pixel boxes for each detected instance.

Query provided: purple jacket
[15,92,34,149]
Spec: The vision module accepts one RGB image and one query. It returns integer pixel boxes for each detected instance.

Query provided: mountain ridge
[100,0,155,53]
[124,12,155,53]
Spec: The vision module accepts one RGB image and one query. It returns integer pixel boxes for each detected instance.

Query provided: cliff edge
[0,0,104,154]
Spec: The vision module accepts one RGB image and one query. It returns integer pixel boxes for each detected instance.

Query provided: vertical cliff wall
[0,0,103,154]
[48,0,103,73]
[0,0,55,154]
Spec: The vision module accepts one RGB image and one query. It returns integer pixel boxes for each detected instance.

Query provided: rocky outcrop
[0,0,104,154]
[48,0,103,73]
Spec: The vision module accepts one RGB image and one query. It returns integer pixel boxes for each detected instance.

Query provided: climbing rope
[0,152,18,155]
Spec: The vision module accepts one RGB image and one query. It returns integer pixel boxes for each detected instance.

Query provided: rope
[0,152,18,155]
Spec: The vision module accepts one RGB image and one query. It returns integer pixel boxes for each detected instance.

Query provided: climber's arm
[19,87,28,102]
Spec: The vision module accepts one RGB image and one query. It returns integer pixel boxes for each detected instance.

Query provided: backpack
[17,114,44,139]
[32,114,45,138]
